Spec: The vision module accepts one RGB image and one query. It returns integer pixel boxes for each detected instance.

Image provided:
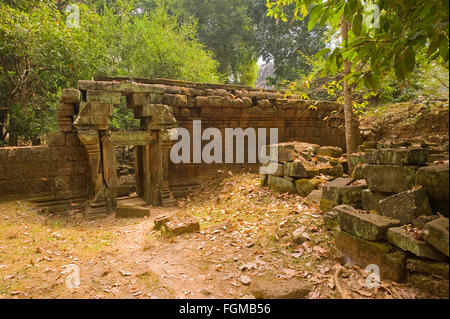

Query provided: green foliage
[0,0,220,144]
[248,0,327,86]
[98,1,220,83]
[267,0,449,90]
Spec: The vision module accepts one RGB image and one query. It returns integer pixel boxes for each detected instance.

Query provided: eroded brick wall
[0,132,89,201]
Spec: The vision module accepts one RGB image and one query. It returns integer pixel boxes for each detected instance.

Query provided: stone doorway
[68,80,178,219]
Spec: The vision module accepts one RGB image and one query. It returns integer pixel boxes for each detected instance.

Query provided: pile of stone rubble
[260,141,449,297]
[260,142,348,202]
[329,146,448,297]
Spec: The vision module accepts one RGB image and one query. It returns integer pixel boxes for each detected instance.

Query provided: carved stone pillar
[77,130,108,217]
[159,129,176,206]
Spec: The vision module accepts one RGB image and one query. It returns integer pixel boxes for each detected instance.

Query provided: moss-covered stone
[267,175,296,194]
[318,164,344,177]
[284,161,319,178]
[295,178,324,197]
[336,205,400,241]
[416,163,449,215]
[317,146,342,158]
[335,230,408,282]
[423,217,449,257]
[364,148,428,166]
[363,164,419,193]
[379,188,432,224]
[386,227,447,261]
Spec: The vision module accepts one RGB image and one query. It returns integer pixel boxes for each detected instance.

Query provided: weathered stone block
[423,217,449,257]
[261,142,319,163]
[295,178,324,197]
[362,189,389,213]
[379,188,432,224]
[86,90,121,104]
[335,230,408,282]
[162,217,200,237]
[320,178,366,212]
[318,164,344,177]
[336,205,400,241]
[317,146,342,158]
[416,164,449,215]
[47,131,66,147]
[56,103,75,117]
[163,94,188,107]
[252,279,311,299]
[386,227,447,261]
[319,177,352,212]
[364,148,428,166]
[362,164,419,193]
[306,189,322,204]
[284,161,319,178]
[346,153,365,174]
[65,132,81,146]
[60,88,81,104]
[267,175,296,194]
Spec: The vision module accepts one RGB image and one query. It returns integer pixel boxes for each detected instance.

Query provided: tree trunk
[341,17,359,154]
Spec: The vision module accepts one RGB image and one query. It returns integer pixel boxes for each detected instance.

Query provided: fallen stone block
[116,206,151,218]
[362,164,419,193]
[416,163,449,216]
[295,178,324,197]
[154,213,172,230]
[364,148,428,166]
[319,178,352,212]
[317,146,342,158]
[336,205,400,241]
[347,153,365,175]
[162,217,200,237]
[306,189,322,204]
[318,164,344,177]
[261,142,319,163]
[251,279,312,299]
[61,88,81,104]
[379,188,432,224]
[335,230,408,282]
[284,161,319,178]
[320,179,367,212]
[423,217,449,257]
[267,175,296,194]
[406,258,449,298]
[386,227,447,261]
[362,189,390,213]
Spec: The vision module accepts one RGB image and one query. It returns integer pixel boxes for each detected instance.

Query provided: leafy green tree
[0,2,108,144]
[0,0,220,144]
[97,2,220,83]
[267,0,449,152]
[247,0,327,86]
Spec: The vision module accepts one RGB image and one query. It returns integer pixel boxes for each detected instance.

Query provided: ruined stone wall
[0,132,89,201]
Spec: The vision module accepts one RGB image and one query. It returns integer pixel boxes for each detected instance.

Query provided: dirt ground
[0,173,438,299]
